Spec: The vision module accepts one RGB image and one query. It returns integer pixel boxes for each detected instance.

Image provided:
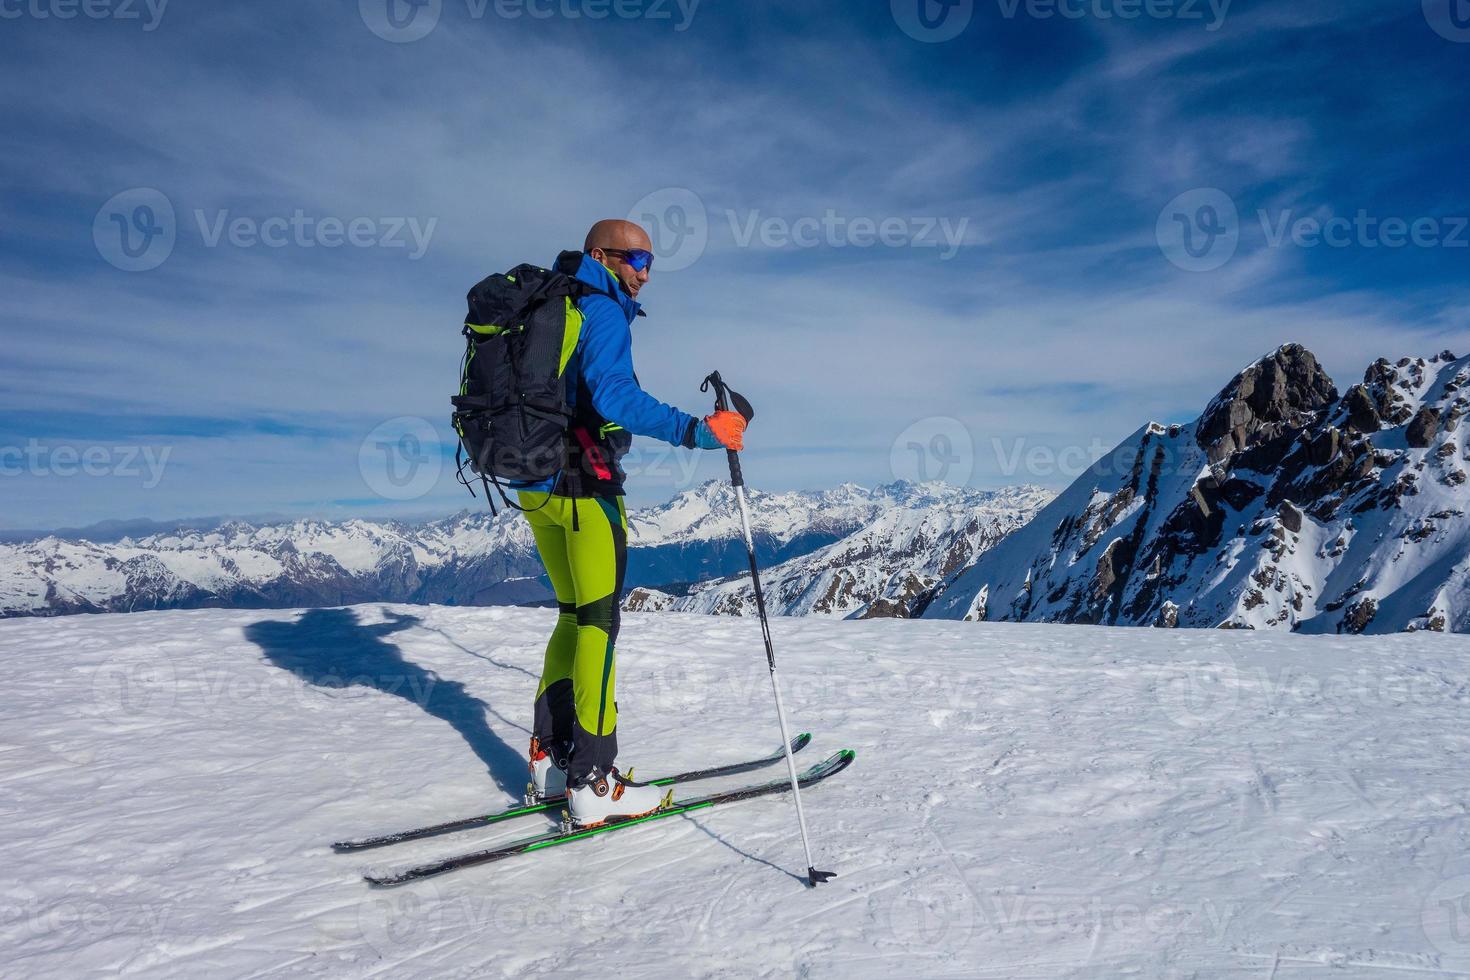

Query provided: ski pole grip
[700,370,755,423]
[700,370,752,485]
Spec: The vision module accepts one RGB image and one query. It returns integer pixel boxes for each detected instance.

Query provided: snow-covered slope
[672,484,1054,618]
[925,345,1470,634]
[2,481,1013,618]
[4,604,1468,976]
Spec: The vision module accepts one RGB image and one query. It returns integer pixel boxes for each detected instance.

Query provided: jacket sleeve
[578,297,701,448]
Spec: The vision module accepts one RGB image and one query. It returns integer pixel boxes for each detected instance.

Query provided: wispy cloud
[1,0,1466,527]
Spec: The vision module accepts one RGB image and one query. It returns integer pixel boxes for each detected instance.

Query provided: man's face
[592,229,654,300]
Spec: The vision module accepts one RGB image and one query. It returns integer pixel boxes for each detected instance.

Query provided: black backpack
[451,252,605,512]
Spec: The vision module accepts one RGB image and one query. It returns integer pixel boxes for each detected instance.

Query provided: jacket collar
[568,251,645,320]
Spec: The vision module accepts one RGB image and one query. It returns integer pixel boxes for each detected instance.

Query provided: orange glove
[697,410,747,451]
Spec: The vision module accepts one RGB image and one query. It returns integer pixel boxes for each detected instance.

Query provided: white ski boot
[526,738,568,804]
[566,767,671,827]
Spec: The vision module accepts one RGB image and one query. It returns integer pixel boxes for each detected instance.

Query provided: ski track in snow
[2,605,1469,978]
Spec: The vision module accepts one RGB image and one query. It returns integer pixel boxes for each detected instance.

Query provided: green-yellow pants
[519,492,627,783]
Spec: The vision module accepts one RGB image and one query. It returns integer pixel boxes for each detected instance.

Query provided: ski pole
[700,370,836,887]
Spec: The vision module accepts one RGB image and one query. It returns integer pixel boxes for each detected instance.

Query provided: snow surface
[4,605,1470,977]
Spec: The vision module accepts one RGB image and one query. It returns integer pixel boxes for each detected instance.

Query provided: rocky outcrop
[1195,345,1338,463]
[923,346,1470,634]
[1407,407,1441,449]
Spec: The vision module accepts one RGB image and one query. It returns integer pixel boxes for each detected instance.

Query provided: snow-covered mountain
[923,345,1470,634]
[656,484,1054,618]
[0,480,1043,618]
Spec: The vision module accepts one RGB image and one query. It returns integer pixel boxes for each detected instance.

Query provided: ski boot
[564,766,672,828]
[526,737,569,805]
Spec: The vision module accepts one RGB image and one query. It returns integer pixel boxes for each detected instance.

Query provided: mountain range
[0,481,1048,618]
[920,345,1470,634]
[10,344,1469,634]
[626,484,1054,619]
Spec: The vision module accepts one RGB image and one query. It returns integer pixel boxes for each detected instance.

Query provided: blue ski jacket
[517,252,700,494]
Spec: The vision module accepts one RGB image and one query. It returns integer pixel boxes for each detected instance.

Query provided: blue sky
[2,0,1468,530]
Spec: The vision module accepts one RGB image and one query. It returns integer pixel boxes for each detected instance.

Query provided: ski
[363,748,854,886]
[332,733,813,852]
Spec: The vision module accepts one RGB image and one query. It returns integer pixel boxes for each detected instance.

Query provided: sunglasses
[600,247,655,273]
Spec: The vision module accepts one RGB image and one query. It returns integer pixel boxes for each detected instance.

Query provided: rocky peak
[1196,344,1338,463]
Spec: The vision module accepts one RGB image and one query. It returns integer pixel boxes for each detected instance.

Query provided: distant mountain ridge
[0,480,1049,618]
[629,484,1055,619]
[921,345,1470,634]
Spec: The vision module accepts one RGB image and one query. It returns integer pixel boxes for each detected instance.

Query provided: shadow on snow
[244,607,527,799]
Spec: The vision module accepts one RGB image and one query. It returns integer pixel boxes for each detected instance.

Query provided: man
[515,218,746,827]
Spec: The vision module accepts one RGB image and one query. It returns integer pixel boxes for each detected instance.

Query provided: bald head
[584,218,652,253]
[583,218,655,300]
